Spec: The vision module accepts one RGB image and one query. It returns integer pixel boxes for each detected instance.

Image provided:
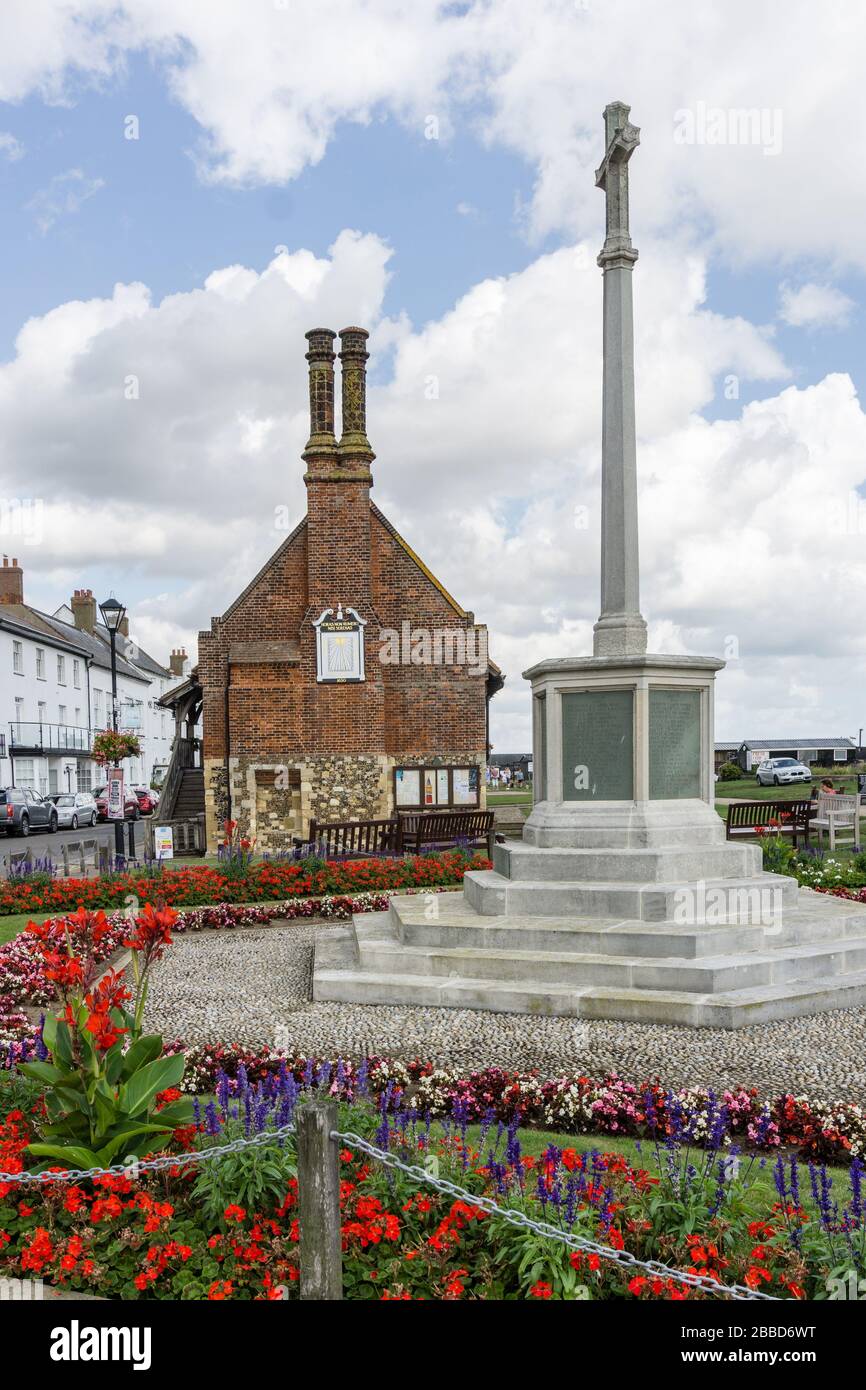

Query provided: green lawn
[0,909,55,945]
[717,773,862,801]
[487,790,533,806]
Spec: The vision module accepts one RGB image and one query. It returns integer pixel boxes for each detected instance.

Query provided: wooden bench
[398,809,495,859]
[295,816,401,859]
[725,799,813,847]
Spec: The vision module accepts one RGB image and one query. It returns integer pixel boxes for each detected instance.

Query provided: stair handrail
[157,736,195,819]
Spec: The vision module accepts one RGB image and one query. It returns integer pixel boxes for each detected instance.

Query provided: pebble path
[143,921,866,1104]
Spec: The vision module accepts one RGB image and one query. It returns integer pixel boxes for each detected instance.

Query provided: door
[26,790,49,826]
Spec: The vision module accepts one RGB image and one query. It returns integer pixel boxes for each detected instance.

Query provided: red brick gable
[197,325,498,849]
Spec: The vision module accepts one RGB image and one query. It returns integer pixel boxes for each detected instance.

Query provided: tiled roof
[0,604,148,683]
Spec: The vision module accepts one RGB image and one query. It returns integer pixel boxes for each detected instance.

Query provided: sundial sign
[313,603,367,683]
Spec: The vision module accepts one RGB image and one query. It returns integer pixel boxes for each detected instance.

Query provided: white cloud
[2,227,863,746]
[24,167,106,233]
[0,131,23,160]
[779,281,855,330]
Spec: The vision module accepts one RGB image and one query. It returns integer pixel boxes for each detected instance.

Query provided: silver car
[47,791,98,829]
[755,757,812,786]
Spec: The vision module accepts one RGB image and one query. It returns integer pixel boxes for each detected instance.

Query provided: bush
[717,761,741,782]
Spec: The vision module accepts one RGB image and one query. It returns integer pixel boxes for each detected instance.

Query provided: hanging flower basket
[92,729,142,767]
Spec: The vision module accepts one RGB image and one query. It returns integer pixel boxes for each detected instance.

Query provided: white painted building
[0,559,183,794]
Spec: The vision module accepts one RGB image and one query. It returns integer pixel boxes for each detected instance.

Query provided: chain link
[0,1108,783,1301]
[332,1128,780,1302]
[0,1123,295,1186]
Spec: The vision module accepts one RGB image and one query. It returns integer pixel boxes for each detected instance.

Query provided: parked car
[132,786,157,815]
[93,785,142,822]
[0,786,58,836]
[46,791,98,829]
[755,757,812,786]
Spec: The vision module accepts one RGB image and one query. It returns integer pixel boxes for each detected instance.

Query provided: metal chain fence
[0,1100,779,1301]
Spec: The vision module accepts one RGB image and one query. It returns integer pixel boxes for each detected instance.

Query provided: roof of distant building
[739,737,856,749]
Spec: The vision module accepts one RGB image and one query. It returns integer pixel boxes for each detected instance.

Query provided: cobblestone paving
[143,922,866,1103]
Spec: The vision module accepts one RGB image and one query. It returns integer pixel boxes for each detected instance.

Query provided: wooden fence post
[297,1098,342,1300]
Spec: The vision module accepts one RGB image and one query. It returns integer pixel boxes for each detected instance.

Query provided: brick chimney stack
[337,327,375,469]
[169,648,187,677]
[303,327,374,612]
[0,556,23,605]
[71,588,96,632]
[302,328,338,478]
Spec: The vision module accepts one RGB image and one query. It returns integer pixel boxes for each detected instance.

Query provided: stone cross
[592,101,647,658]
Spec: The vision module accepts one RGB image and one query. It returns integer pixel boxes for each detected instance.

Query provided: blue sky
[0,55,549,356]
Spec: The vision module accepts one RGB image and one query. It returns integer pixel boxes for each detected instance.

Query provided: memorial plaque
[561,690,633,801]
[649,688,701,799]
[534,693,547,801]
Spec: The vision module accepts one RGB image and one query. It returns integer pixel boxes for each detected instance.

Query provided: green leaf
[120,1052,185,1117]
[151,1098,194,1127]
[17,1060,65,1087]
[96,1125,173,1166]
[41,1011,58,1053]
[121,1034,164,1080]
[27,1141,103,1170]
[51,1017,75,1068]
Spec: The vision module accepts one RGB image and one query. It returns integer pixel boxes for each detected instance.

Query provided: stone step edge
[358,933,866,970]
[466,870,796,893]
[312,965,866,1015]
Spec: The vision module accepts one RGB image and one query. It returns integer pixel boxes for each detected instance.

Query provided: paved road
[1,816,152,870]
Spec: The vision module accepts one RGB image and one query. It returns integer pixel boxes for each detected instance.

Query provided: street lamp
[99,593,127,858]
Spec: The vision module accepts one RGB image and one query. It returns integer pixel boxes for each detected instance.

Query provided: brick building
[196,327,501,852]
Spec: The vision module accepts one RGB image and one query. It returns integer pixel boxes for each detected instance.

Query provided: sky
[0,0,864,752]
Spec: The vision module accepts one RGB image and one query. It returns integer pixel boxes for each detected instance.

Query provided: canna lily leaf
[27,1142,103,1171]
[121,1034,164,1080]
[120,1052,185,1117]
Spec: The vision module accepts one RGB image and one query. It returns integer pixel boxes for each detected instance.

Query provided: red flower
[529,1280,553,1299]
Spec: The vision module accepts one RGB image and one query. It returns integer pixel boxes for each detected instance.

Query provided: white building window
[12,641,23,674]
[57,654,66,685]
[14,697,24,734]
[73,659,81,688]
[38,701,48,726]
[94,689,104,727]
[77,763,92,792]
[75,707,81,726]
[58,705,67,725]
[16,758,35,789]
[36,648,45,680]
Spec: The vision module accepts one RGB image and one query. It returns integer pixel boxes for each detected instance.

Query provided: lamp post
[99,593,127,859]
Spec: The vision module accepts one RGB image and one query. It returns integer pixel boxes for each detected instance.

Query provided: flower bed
[2,904,865,1167]
[2,1071,863,1300]
[814,884,866,904]
[0,849,490,917]
[171,1048,866,1167]
[1,905,864,1301]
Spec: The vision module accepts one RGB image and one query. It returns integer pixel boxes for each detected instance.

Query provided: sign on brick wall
[313,604,366,683]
